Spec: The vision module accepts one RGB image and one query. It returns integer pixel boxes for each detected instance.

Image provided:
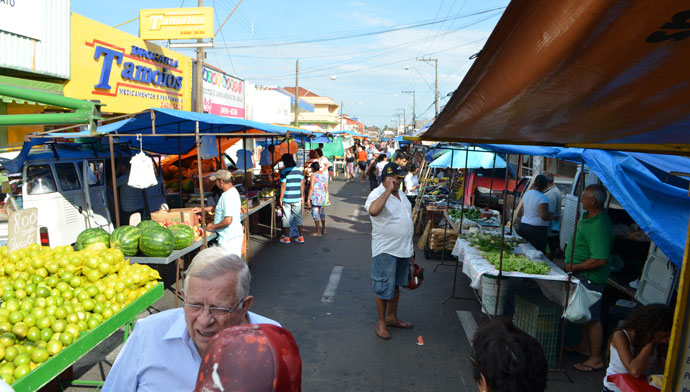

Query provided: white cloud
[351,11,395,27]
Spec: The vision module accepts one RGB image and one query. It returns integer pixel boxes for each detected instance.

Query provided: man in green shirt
[564,184,613,372]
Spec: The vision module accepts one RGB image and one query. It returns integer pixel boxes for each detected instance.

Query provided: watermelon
[110,225,141,256]
[76,228,110,251]
[137,220,161,231]
[182,179,194,193]
[168,224,195,250]
[139,226,174,257]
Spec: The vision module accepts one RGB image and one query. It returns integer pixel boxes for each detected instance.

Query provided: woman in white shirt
[519,174,558,253]
[404,164,420,208]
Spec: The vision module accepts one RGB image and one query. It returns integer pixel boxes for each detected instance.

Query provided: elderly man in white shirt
[365,162,414,341]
[102,247,280,392]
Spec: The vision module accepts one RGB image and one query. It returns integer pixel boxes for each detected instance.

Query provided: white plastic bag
[128,152,158,189]
[564,282,603,324]
[199,135,219,160]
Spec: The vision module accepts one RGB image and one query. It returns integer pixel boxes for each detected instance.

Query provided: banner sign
[202,66,245,118]
[7,208,38,252]
[139,7,214,40]
[64,14,192,113]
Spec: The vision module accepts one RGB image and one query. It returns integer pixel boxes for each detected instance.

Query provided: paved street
[65,177,605,391]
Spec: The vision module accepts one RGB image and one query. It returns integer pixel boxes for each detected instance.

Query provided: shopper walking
[404,163,420,209]
[366,154,386,191]
[278,154,305,244]
[345,147,356,182]
[307,161,329,236]
[357,146,368,183]
[365,162,414,340]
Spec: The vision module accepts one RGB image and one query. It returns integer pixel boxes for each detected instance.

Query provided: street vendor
[563,184,614,373]
[102,247,280,392]
[192,169,244,257]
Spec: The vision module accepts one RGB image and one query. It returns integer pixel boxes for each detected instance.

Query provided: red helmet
[194,324,302,392]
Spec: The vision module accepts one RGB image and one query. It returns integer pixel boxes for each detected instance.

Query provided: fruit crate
[513,293,562,369]
[12,283,164,391]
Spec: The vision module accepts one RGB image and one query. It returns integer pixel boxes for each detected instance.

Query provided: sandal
[573,363,604,372]
[385,319,413,329]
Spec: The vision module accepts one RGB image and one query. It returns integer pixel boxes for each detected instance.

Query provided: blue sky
[71,0,509,128]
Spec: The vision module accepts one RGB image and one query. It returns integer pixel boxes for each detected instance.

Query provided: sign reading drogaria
[139,7,214,40]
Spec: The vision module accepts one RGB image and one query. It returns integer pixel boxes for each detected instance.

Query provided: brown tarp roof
[422,0,690,154]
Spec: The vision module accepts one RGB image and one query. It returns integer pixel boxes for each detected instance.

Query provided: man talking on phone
[364,162,414,340]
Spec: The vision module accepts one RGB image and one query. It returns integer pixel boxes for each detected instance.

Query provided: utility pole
[294,60,299,127]
[396,108,405,134]
[416,57,438,118]
[195,0,205,112]
[402,90,415,129]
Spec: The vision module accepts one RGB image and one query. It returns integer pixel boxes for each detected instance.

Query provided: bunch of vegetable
[461,233,524,252]
[484,251,551,275]
[448,207,482,222]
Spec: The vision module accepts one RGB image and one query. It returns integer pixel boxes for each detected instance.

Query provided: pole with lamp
[415,58,439,118]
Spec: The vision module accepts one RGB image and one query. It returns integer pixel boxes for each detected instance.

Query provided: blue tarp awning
[478,144,690,268]
[430,149,506,169]
[1,108,315,172]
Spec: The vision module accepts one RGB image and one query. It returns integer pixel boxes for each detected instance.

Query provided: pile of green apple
[0,243,160,385]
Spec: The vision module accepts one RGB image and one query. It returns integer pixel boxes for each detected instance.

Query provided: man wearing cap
[193,169,244,257]
[365,162,415,340]
[103,247,281,392]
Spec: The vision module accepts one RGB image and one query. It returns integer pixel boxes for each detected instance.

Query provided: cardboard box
[151,208,200,227]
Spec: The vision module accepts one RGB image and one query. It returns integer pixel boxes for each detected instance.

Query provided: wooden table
[241,197,276,263]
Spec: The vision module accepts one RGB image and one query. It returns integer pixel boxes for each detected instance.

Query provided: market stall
[414,0,690,386]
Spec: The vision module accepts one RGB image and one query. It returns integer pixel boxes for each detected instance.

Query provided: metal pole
[294,60,299,128]
[494,153,510,317]
[195,0,205,113]
[177,124,183,208]
[195,121,208,248]
[108,135,120,228]
[434,59,438,117]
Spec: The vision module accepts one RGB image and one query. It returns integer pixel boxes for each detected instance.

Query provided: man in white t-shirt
[193,170,244,257]
[365,162,414,341]
[519,174,558,253]
[103,247,280,392]
[404,163,420,208]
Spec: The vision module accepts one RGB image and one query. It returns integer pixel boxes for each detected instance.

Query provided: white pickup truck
[0,144,166,248]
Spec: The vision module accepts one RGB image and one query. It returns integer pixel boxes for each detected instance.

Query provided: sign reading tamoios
[140,7,214,40]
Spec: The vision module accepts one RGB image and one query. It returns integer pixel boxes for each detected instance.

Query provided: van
[0,142,167,247]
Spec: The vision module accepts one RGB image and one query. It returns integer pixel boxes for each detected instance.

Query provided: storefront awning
[422,0,690,154]
[0,75,64,106]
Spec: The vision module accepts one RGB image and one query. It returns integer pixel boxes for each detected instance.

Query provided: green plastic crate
[513,293,562,369]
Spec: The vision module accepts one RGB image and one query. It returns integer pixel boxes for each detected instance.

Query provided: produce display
[0,243,160,384]
[461,232,524,252]
[138,227,174,258]
[75,228,110,251]
[167,224,195,250]
[484,251,551,275]
[109,226,141,257]
[448,207,481,222]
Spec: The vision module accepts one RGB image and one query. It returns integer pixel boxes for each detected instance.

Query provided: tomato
[1,290,14,302]
[82,299,95,312]
[39,328,53,342]
[52,319,66,333]
[0,322,10,334]
[59,331,74,346]
[85,285,99,298]
[13,352,30,368]
[56,282,70,293]
[25,283,36,296]
[86,270,101,283]
[31,307,46,319]
[65,323,80,338]
[86,316,100,330]
[4,299,19,313]
[77,320,88,332]
[31,347,49,363]
[26,327,41,343]
[54,307,67,320]
[12,279,26,291]
[4,345,17,361]
[69,276,82,289]
[8,311,22,325]
[93,303,105,314]
[102,307,114,319]
[66,313,79,325]
[13,363,30,380]
[11,323,28,340]
[20,299,34,313]
[22,314,36,328]
[0,373,13,386]
[59,271,73,284]
[45,276,58,288]
[14,289,26,300]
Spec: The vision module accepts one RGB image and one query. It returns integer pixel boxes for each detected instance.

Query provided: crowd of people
[92,139,674,392]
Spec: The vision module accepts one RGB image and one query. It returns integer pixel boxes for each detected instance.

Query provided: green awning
[0,75,63,106]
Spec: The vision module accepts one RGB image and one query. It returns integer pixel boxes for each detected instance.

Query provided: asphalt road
[63,176,605,392]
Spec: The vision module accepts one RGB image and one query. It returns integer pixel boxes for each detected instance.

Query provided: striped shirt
[280,166,303,204]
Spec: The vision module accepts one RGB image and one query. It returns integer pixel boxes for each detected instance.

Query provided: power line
[214,7,505,49]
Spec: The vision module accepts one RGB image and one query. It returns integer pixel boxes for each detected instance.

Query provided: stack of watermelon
[76,219,197,258]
